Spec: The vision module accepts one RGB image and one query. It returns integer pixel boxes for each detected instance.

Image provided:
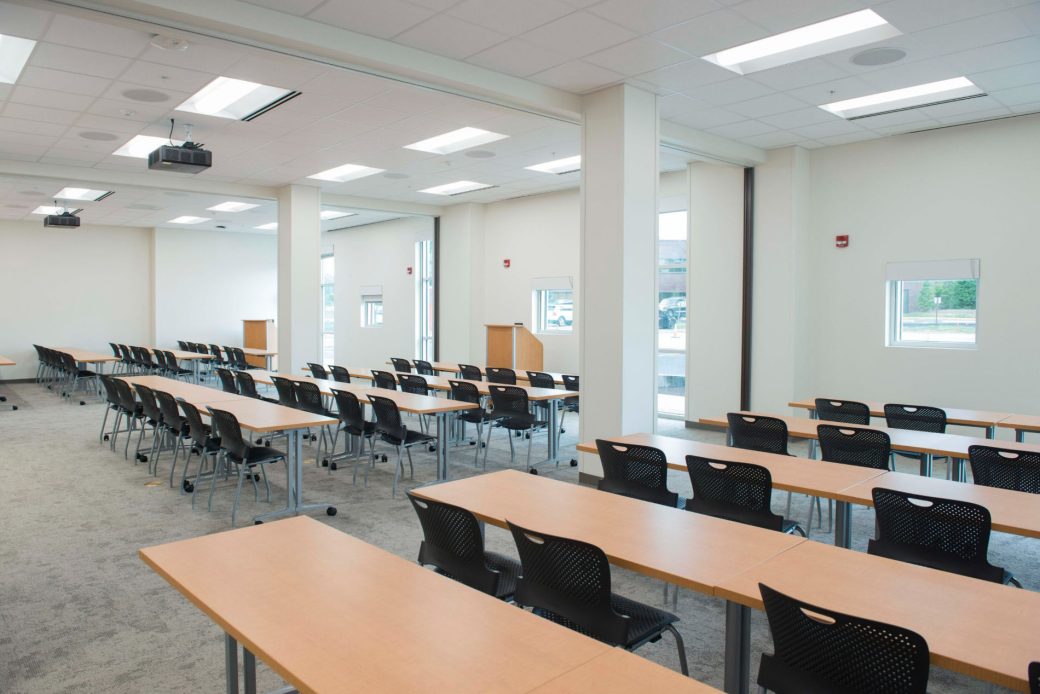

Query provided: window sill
[886,342,977,351]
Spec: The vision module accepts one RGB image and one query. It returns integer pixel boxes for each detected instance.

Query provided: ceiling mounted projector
[44,211,80,228]
[149,120,212,174]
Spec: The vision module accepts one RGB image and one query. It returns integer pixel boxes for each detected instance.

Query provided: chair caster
[0,396,5,401]
[255,438,263,445]
[79,401,86,406]
[254,520,263,525]
[330,462,338,471]
[182,480,194,493]
[469,441,476,446]
[310,434,317,442]
[326,507,338,516]
[137,454,148,463]
[570,459,577,467]
[561,428,566,433]
[428,445,436,452]
[252,473,261,482]
[529,468,539,475]
[525,433,531,439]
[11,406,16,410]
[381,454,388,462]
[322,459,329,467]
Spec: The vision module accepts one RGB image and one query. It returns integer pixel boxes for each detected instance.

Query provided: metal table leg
[1016,429,1025,443]
[225,633,239,694]
[724,601,750,694]
[243,646,257,694]
[834,500,851,549]
[436,411,451,481]
[920,453,933,477]
[254,429,336,522]
[547,398,560,464]
[986,425,996,439]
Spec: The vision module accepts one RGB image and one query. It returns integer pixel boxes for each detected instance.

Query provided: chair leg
[474,421,482,467]
[508,427,515,466]
[392,446,403,498]
[406,446,414,479]
[526,426,534,470]
[664,624,689,676]
[99,407,110,444]
[231,464,246,526]
[208,453,223,512]
[483,422,494,470]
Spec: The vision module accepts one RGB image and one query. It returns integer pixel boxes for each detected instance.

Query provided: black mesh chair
[177,340,188,351]
[308,363,328,380]
[137,347,158,374]
[108,343,126,375]
[757,583,929,694]
[489,385,547,470]
[132,384,163,466]
[152,349,172,378]
[884,404,947,475]
[270,376,297,408]
[109,378,144,457]
[727,413,790,455]
[868,487,1020,586]
[968,445,1040,494]
[595,440,677,507]
[207,407,286,526]
[560,374,579,431]
[415,359,435,376]
[223,346,237,367]
[179,399,220,504]
[232,347,256,370]
[817,425,891,470]
[1030,661,1040,694]
[216,368,239,394]
[371,370,397,390]
[59,351,97,403]
[526,372,558,438]
[367,394,436,497]
[406,492,520,600]
[163,350,193,381]
[814,398,871,425]
[449,380,503,469]
[458,363,482,381]
[329,365,351,383]
[506,521,688,675]
[398,373,433,433]
[486,367,516,385]
[235,370,277,403]
[209,344,227,367]
[329,388,376,480]
[155,389,193,489]
[684,456,804,535]
[390,357,413,373]
[294,381,336,465]
[98,376,124,444]
[117,344,135,374]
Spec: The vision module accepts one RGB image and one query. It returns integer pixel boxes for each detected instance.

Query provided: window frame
[656,209,689,419]
[320,254,334,364]
[885,268,979,350]
[532,286,574,335]
[415,238,435,360]
[360,296,383,328]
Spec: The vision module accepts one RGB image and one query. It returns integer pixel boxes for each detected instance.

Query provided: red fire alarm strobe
[835,235,849,248]
[407,266,413,275]
[503,259,510,268]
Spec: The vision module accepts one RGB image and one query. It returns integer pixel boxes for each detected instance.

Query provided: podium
[242,319,276,369]
[486,324,543,372]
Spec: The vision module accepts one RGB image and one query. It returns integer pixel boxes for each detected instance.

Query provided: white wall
[438,203,485,363]
[154,228,277,351]
[0,221,152,379]
[331,216,434,368]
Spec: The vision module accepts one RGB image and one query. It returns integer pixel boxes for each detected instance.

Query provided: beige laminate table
[998,414,1040,443]
[380,360,570,385]
[140,516,720,694]
[0,354,13,410]
[148,347,210,382]
[788,397,1011,438]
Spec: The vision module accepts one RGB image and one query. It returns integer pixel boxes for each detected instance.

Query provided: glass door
[657,210,688,416]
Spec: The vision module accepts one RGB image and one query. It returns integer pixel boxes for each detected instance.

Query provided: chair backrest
[307,363,328,379]
[177,340,188,350]
[154,390,185,432]
[526,371,556,389]
[868,487,1003,582]
[232,347,249,369]
[109,342,121,358]
[100,375,121,407]
[135,384,162,422]
[208,407,248,460]
[398,373,429,396]
[1030,661,1040,694]
[458,364,482,381]
[293,381,325,414]
[368,394,406,444]
[371,370,397,390]
[883,404,946,433]
[814,398,870,425]
[507,521,628,645]
[488,385,529,417]
[562,374,579,392]
[210,344,225,362]
[390,357,413,373]
[234,370,261,399]
[215,368,238,394]
[270,376,297,407]
[137,347,155,369]
[449,380,481,405]
[118,344,133,363]
[163,351,182,371]
[331,389,366,433]
[685,456,784,531]
[595,440,677,507]
[111,378,137,411]
[758,583,929,694]
[727,413,790,455]
[406,492,502,596]
[59,351,77,373]
[968,445,1040,494]
[485,367,516,385]
[817,425,891,470]
[178,399,210,445]
[414,359,435,376]
[329,365,351,383]
[223,346,236,363]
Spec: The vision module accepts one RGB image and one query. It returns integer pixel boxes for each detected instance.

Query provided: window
[657,211,688,417]
[320,255,334,364]
[360,286,383,328]
[415,239,435,360]
[533,280,573,333]
[886,260,978,348]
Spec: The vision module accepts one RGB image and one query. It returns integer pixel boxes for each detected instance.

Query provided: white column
[579,84,659,477]
[277,184,321,373]
[438,203,486,363]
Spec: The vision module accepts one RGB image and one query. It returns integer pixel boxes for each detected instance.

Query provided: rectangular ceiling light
[820,77,984,119]
[208,201,261,212]
[307,163,385,183]
[419,180,495,196]
[321,210,356,220]
[167,216,211,224]
[113,135,184,159]
[255,222,278,230]
[404,127,508,155]
[703,9,900,75]
[176,76,300,121]
[33,205,81,215]
[0,34,36,84]
[526,155,581,175]
[54,187,113,202]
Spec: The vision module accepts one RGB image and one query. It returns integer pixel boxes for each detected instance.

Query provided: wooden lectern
[486,324,543,372]
[242,319,276,369]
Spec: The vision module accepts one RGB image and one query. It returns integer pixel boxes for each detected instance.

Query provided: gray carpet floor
[0,381,1030,692]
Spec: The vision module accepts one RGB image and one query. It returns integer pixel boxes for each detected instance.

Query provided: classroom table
[385,360,570,386]
[0,354,14,410]
[200,343,277,370]
[699,411,1040,480]
[531,648,721,693]
[998,414,1040,443]
[148,347,210,383]
[119,375,241,409]
[716,539,1040,692]
[138,517,718,694]
[788,397,1011,438]
[53,347,118,401]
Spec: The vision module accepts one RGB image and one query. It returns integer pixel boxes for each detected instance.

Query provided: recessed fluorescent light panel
[54,187,113,202]
[526,155,581,175]
[419,180,495,196]
[255,222,278,230]
[33,206,81,215]
[703,9,900,75]
[176,76,299,121]
[0,34,36,84]
[113,135,184,158]
[167,216,211,224]
[208,201,260,213]
[405,127,508,155]
[307,163,385,183]
[320,210,356,220]
[820,77,984,119]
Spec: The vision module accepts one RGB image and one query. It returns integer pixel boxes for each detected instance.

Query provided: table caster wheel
[254,520,263,525]
[103,435,110,441]
[428,445,436,452]
[529,468,539,475]
[0,396,5,401]
[79,401,86,406]
[252,473,261,482]
[321,459,329,467]
[570,459,577,467]
[255,438,264,445]
[326,507,337,516]
[330,462,338,471]
[381,454,388,462]
[182,480,194,493]
[561,428,566,433]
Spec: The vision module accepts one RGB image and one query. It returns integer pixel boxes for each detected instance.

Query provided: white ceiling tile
[519,11,637,60]
[392,14,510,60]
[786,75,875,105]
[945,37,1040,74]
[857,57,965,91]
[530,61,625,93]
[741,131,810,148]
[30,44,132,80]
[732,0,868,33]
[226,54,327,89]
[815,131,881,145]
[870,119,938,135]
[872,0,1034,34]
[327,103,412,128]
[915,94,1011,118]
[9,85,95,112]
[0,116,68,138]
[85,99,168,123]
[119,60,213,96]
[669,107,746,129]
[990,82,1040,105]
[2,102,79,126]
[635,59,733,92]
[307,0,436,39]
[726,92,808,118]
[17,66,111,97]
[1007,101,1040,114]
[408,0,464,10]
[466,38,570,77]
[932,106,1014,124]
[241,0,326,13]
[659,93,711,119]
[908,8,1034,56]
[584,37,692,75]
[447,0,576,35]
[653,9,768,56]
[138,41,244,74]
[856,108,936,128]
[758,106,838,129]
[706,119,778,138]
[791,119,868,138]
[746,58,852,91]
[694,78,776,105]
[99,82,192,110]
[969,61,1040,92]
[0,2,51,40]
[586,0,722,35]
[43,14,151,58]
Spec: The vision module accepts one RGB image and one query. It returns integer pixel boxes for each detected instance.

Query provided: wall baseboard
[0,378,35,384]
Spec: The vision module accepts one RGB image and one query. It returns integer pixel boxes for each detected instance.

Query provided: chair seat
[234,445,286,465]
[867,538,1005,583]
[498,413,547,431]
[382,429,436,447]
[341,420,376,437]
[484,550,521,599]
[535,593,678,649]
[77,369,96,377]
[459,409,503,425]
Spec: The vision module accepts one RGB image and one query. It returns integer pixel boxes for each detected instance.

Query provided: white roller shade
[886,259,979,282]
[532,275,573,290]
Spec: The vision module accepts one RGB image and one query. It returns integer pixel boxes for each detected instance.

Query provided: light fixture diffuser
[525,155,581,175]
[167,216,211,224]
[418,180,495,196]
[33,205,82,215]
[321,210,356,220]
[177,76,299,121]
[113,135,184,159]
[820,77,984,119]
[405,127,508,155]
[703,9,900,75]
[54,187,113,202]
[307,163,385,183]
[255,222,278,230]
[0,34,36,84]
[208,201,260,212]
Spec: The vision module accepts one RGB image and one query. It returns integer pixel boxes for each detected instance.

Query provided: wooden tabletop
[578,433,887,499]
[998,414,1040,433]
[700,412,1040,459]
[140,517,616,694]
[0,355,14,366]
[715,540,1040,691]
[411,470,804,595]
[347,368,576,401]
[119,376,244,408]
[203,398,336,433]
[53,347,119,363]
[837,471,1040,539]
[241,347,276,357]
[408,361,569,385]
[149,347,210,361]
[789,398,1011,428]
[530,648,722,693]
